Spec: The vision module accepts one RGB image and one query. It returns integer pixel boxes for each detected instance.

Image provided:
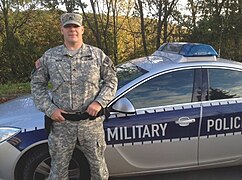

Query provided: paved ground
[110,166,242,180]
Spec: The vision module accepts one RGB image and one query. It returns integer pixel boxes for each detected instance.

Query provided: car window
[208,68,242,100]
[124,69,195,109]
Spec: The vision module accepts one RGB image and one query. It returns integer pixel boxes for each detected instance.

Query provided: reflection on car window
[208,69,242,100]
[124,69,194,109]
[117,62,147,89]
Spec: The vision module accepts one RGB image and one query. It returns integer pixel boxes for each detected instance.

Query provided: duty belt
[61,107,108,121]
[61,112,95,121]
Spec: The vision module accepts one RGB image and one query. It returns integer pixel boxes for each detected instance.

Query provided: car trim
[107,97,242,147]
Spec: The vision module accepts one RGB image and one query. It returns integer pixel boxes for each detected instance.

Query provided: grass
[0,82,53,103]
[0,82,31,97]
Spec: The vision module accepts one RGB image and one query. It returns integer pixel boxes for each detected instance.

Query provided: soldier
[31,12,118,180]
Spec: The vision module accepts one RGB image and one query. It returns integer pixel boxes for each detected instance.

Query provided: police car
[1,42,242,180]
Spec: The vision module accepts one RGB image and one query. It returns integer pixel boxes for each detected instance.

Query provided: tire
[22,146,90,180]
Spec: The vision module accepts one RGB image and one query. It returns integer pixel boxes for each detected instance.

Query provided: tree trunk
[137,0,148,56]
[156,1,163,49]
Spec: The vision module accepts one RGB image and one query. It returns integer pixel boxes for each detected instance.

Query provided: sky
[59,0,190,16]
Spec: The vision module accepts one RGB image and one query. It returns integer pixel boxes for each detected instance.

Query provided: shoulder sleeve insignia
[35,59,41,69]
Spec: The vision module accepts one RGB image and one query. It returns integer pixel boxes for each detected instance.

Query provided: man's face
[61,24,84,44]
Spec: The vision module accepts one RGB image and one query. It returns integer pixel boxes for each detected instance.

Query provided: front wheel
[22,146,90,180]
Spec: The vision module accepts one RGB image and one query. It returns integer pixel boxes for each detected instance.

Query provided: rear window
[208,68,242,100]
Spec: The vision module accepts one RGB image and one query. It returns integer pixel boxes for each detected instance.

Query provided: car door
[199,67,242,165]
[105,67,203,175]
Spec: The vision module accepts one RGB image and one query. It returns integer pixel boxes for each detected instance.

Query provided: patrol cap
[61,13,83,27]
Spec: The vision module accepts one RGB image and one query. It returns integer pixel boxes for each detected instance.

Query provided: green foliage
[0,82,30,96]
[0,9,63,84]
[184,0,242,62]
[0,0,242,86]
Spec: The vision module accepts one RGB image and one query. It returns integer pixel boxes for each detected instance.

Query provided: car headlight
[0,127,21,143]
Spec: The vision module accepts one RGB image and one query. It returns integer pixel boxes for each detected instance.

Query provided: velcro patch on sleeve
[35,59,42,69]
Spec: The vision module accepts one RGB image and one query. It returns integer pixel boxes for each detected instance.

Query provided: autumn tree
[0,0,38,82]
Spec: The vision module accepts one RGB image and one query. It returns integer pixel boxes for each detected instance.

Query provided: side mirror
[111,97,135,114]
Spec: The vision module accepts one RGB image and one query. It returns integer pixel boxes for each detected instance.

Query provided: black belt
[61,112,95,121]
[61,108,108,121]
[44,109,107,135]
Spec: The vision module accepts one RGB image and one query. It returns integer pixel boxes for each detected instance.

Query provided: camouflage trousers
[47,117,109,180]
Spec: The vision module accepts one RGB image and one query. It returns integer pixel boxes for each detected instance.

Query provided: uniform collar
[61,43,92,58]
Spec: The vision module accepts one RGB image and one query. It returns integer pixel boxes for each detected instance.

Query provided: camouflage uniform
[31,43,117,180]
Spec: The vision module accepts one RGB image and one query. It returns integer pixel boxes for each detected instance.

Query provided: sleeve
[95,52,118,108]
[30,54,58,117]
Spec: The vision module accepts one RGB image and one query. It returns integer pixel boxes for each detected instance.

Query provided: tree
[78,0,102,49]
[186,0,242,61]
[0,0,38,82]
[0,0,241,84]
[77,0,135,64]
[136,0,148,56]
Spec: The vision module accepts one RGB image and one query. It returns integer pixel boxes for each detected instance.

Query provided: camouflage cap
[61,13,83,27]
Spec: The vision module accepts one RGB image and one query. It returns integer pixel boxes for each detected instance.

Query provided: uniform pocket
[50,78,64,92]
[96,134,106,157]
[48,61,67,92]
[78,57,101,86]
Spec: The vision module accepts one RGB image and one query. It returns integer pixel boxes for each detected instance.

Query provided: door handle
[175,117,196,127]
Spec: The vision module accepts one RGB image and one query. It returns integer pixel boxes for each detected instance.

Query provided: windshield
[117,62,148,89]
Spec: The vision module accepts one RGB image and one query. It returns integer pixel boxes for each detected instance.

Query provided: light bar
[158,42,218,57]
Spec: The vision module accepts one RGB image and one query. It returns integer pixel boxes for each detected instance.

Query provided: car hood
[0,95,44,131]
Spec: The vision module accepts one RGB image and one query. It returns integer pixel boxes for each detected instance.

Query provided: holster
[44,115,53,135]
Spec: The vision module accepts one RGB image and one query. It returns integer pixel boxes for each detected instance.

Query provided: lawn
[0,82,31,103]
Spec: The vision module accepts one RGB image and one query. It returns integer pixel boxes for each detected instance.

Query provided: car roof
[131,55,242,73]
[130,42,242,74]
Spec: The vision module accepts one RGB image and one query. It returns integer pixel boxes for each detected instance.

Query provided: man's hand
[86,101,102,117]
[50,108,67,122]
